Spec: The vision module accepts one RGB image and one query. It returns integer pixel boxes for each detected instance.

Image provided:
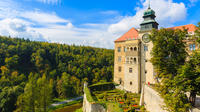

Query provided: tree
[195,22,200,43]
[36,74,53,112]
[56,72,72,98]
[151,28,188,78]
[176,51,200,106]
[22,73,37,112]
[0,86,23,112]
[150,28,190,111]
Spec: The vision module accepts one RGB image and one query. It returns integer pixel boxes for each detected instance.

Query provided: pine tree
[36,74,53,112]
[22,73,37,112]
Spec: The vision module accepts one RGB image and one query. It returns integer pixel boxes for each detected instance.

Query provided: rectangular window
[189,44,196,51]
[129,68,132,73]
[117,47,121,52]
[118,56,121,62]
[193,44,196,50]
[126,57,129,64]
[118,66,122,72]
[124,47,126,52]
[144,45,148,51]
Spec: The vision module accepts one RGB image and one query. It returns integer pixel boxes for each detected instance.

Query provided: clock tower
[140,5,159,32]
[139,5,159,86]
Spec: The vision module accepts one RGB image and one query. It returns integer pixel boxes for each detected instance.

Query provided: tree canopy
[0,36,114,112]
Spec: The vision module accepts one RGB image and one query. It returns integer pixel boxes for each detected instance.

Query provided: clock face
[142,34,150,43]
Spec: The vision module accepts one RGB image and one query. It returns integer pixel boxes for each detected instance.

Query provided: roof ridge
[167,24,196,28]
[114,27,139,42]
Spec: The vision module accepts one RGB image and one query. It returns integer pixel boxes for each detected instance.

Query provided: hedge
[89,82,115,91]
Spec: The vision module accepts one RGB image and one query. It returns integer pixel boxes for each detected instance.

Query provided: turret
[140,5,159,31]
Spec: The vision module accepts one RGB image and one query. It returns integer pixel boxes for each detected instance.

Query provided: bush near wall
[89,82,115,91]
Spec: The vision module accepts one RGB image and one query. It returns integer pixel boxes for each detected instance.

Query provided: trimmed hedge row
[89,82,115,91]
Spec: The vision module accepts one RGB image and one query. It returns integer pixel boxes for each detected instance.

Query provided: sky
[0,0,199,49]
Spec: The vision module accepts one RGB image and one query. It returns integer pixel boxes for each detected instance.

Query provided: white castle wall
[83,93,106,112]
[140,84,168,112]
[140,85,200,112]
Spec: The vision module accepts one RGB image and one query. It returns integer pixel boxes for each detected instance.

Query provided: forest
[0,36,114,112]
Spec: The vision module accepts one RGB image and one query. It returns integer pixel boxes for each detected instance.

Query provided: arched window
[134,47,137,51]
[130,82,132,85]
[130,47,133,51]
[130,57,133,64]
[127,47,129,51]
[134,58,137,63]
[126,57,129,63]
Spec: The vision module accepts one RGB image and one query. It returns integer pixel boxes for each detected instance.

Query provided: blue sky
[0,0,199,48]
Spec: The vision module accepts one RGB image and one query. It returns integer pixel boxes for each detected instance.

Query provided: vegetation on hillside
[0,36,114,112]
[150,23,200,112]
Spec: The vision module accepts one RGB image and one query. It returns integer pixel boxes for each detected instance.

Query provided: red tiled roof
[115,28,138,42]
[114,24,197,42]
[167,24,197,32]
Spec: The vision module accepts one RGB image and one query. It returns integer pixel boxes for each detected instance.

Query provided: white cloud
[0,0,188,49]
[108,0,187,35]
[0,18,46,41]
[34,23,114,48]
[21,11,69,24]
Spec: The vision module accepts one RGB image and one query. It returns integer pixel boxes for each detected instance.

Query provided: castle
[114,6,198,93]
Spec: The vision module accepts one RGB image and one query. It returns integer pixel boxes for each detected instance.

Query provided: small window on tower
[130,82,132,85]
[144,45,148,51]
[129,68,133,73]
[119,66,122,72]
[119,78,122,84]
[118,56,121,62]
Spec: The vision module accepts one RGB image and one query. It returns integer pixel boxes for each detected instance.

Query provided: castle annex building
[114,6,198,93]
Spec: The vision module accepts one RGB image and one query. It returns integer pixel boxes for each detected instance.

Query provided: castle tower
[139,5,159,86]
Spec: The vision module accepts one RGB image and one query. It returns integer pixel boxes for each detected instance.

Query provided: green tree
[56,72,72,98]
[151,28,187,78]
[36,74,53,112]
[195,22,200,43]
[150,28,190,112]
[176,51,200,106]
[0,86,23,112]
[22,73,37,112]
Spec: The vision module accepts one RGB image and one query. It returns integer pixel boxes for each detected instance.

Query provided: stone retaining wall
[83,93,106,112]
[140,85,200,112]
[140,85,168,112]
[83,83,106,112]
